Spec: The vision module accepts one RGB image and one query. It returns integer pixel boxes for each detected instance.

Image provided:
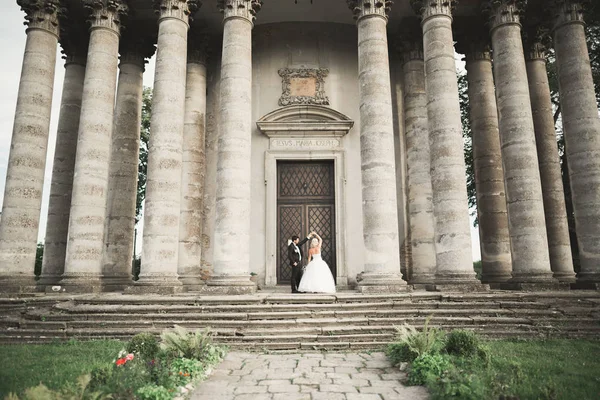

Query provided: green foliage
[160,326,221,361]
[34,243,44,278]
[457,71,477,226]
[5,375,107,400]
[472,260,482,280]
[88,357,151,400]
[407,353,451,386]
[136,384,172,400]
[127,333,159,361]
[136,87,152,225]
[168,358,205,387]
[392,316,445,359]
[444,330,480,358]
[386,342,418,364]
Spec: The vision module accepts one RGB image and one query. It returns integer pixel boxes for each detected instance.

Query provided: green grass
[0,340,124,398]
[481,339,600,400]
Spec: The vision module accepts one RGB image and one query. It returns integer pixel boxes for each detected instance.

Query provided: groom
[288,233,311,293]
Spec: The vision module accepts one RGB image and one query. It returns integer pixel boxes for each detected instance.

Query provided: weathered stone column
[457,32,512,285]
[524,29,576,283]
[483,0,556,287]
[204,0,261,294]
[134,0,197,294]
[552,0,600,288]
[411,0,481,288]
[178,32,208,291]
[39,18,89,287]
[347,0,406,292]
[397,27,437,285]
[61,0,128,292]
[102,31,155,291]
[0,0,61,292]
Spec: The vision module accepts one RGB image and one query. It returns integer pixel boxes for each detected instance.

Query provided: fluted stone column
[134,0,197,294]
[102,32,155,290]
[524,30,576,283]
[552,0,600,287]
[61,0,128,292]
[459,35,512,285]
[0,1,61,292]
[347,0,406,292]
[204,0,262,294]
[483,1,556,287]
[398,30,437,285]
[411,0,481,288]
[39,19,89,287]
[178,33,208,291]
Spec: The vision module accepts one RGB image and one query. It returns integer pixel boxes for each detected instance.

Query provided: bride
[297,231,336,294]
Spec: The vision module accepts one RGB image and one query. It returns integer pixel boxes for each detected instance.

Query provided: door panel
[277,205,304,283]
[308,204,336,280]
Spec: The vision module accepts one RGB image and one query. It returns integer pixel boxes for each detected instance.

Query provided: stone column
[0,1,61,292]
[39,18,89,287]
[204,0,262,294]
[347,0,406,292]
[102,31,156,291]
[524,29,576,283]
[135,0,197,294]
[61,0,128,292]
[552,0,600,288]
[458,33,512,285]
[178,32,208,291]
[483,0,556,287]
[397,28,437,285]
[411,0,481,288]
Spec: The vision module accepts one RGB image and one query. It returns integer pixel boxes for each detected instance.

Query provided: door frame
[265,151,347,287]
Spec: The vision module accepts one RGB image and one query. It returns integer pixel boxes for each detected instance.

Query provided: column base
[408,274,436,285]
[200,274,256,295]
[356,273,409,293]
[481,272,512,285]
[499,282,570,291]
[427,283,490,292]
[124,274,183,294]
[59,274,104,293]
[571,274,600,290]
[36,274,63,287]
[0,276,38,295]
[179,274,205,292]
[552,271,577,283]
[101,275,133,292]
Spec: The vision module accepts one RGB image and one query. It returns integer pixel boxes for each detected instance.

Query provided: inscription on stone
[289,77,317,97]
[271,138,341,150]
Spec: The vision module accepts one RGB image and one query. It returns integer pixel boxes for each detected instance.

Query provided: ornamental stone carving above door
[278,68,330,106]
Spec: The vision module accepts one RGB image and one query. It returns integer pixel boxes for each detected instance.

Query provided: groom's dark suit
[288,235,310,293]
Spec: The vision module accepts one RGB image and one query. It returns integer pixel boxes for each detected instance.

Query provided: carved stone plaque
[278,68,330,106]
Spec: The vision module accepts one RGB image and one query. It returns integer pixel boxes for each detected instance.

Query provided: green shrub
[127,333,159,361]
[392,316,445,359]
[386,342,418,364]
[407,353,451,386]
[160,326,216,361]
[89,357,150,399]
[445,330,480,357]
[136,384,172,400]
[429,366,487,400]
[169,357,205,387]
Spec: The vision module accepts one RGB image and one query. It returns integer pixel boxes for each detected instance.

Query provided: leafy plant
[386,341,418,364]
[159,326,217,361]
[407,353,451,386]
[445,330,480,358]
[392,316,445,359]
[169,358,205,387]
[127,333,159,361]
[136,384,172,400]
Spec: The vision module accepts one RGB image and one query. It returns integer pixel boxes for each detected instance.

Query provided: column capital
[455,20,492,63]
[394,19,424,64]
[482,0,527,32]
[218,0,263,24]
[410,0,457,22]
[17,0,64,37]
[551,0,590,29]
[188,30,210,65]
[83,0,129,33]
[58,11,89,65]
[119,27,157,70]
[522,25,552,61]
[347,0,393,22]
[154,0,201,23]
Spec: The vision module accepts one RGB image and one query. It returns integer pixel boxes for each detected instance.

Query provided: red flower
[116,358,126,366]
[125,353,134,361]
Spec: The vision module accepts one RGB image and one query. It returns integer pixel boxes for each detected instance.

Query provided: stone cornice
[17,0,63,37]
[346,0,393,22]
[217,0,263,24]
[551,0,589,29]
[119,28,156,69]
[83,0,129,33]
[187,30,210,65]
[154,0,201,23]
[410,0,457,22]
[482,0,527,32]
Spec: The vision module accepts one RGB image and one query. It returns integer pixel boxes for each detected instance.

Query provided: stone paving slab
[190,352,428,400]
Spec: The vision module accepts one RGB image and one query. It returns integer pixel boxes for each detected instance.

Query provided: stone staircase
[1,291,599,350]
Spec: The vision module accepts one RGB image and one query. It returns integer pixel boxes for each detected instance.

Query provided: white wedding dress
[298,253,336,294]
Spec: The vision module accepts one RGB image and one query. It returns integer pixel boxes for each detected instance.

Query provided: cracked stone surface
[190,351,428,400]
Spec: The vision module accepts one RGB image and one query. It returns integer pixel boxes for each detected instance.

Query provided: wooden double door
[277,161,336,284]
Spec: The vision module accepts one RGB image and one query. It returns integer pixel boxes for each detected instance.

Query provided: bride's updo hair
[310,238,319,248]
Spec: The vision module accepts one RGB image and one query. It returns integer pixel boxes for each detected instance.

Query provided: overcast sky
[0,2,482,261]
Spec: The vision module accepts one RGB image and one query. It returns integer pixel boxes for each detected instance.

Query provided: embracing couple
[287,231,336,294]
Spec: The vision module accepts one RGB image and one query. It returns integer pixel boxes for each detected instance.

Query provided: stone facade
[1,0,598,293]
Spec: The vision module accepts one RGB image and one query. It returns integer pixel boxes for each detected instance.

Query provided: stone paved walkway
[190,351,429,400]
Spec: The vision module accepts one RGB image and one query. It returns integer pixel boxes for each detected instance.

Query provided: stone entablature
[84,0,129,33]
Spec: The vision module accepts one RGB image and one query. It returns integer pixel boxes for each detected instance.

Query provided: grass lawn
[0,340,124,398]
[482,339,600,400]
